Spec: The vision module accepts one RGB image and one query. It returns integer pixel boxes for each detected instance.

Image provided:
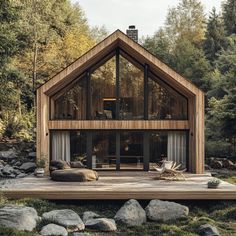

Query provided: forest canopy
[0,0,236,160]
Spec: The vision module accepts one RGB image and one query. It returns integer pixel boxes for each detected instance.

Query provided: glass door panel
[120,131,143,169]
[92,131,116,169]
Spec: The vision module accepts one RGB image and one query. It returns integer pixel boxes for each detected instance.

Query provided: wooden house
[36,29,204,174]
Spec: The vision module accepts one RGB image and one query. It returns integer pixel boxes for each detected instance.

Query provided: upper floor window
[53,76,86,120]
[50,50,188,121]
[148,74,188,120]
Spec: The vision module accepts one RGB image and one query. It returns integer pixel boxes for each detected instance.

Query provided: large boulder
[0,149,17,160]
[51,169,99,182]
[82,211,100,223]
[198,224,220,236]
[114,199,146,226]
[42,209,84,232]
[19,162,36,173]
[85,218,117,232]
[0,204,39,231]
[40,223,68,236]
[145,200,189,222]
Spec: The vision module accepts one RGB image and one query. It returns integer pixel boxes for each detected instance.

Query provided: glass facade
[91,57,116,120]
[92,131,116,169]
[51,52,188,121]
[51,130,187,170]
[148,76,188,120]
[119,56,144,120]
[120,131,143,169]
[53,77,86,120]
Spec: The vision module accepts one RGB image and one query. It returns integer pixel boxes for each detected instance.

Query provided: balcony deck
[1,171,236,200]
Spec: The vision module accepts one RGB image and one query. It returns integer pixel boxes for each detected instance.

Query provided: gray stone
[114,199,146,226]
[28,152,36,158]
[40,223,68,236]
[145,200,189,222]
[14,161,22,166]
[16,173,27,178]
[42,209,85,232]
[0,204,39,231]
[85,218,117,232]
[0,149,17,160]
[82,211,100,223]
[198,224,220,236]
[8,173,16,178]
[19,162,36,173]
[2,165,14,175]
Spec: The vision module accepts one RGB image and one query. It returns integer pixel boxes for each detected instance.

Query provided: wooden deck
[1,171,236,200]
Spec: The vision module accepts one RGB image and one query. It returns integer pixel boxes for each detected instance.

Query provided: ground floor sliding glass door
[50,130,188,171]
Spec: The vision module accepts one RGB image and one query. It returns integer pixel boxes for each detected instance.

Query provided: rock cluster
[0,142,36,179]
[209,157,236,170]
[0,200,220,235]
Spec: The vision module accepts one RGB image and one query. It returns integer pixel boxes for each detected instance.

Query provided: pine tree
[223,0,236,35]
[204,8,227,63]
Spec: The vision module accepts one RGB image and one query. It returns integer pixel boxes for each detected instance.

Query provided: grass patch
[0,226,38,236]
[0,198,236,235]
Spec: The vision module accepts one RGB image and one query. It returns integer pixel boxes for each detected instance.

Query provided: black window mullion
[116,132,120,170]
[86,70,91,120]
[143,132,150,171]
[116,48,120,120]
[144,64,149,120]
[86,131,92,169]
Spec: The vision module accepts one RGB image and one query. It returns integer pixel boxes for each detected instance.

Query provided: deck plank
[1,172,236,200]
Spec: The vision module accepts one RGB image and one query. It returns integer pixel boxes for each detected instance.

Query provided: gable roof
[38,30,203,97]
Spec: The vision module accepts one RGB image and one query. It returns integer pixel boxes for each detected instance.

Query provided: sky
[71,0,223,38]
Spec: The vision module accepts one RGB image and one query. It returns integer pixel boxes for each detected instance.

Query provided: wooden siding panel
[48,120,189,130]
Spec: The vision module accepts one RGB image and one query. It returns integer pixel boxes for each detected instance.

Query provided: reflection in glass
[120,131,143,169]
[91,57,116,120]
[150,131,187,169]
[70,131,87,165]
[148,76,188,120]
[54,77,86,120]
[92,131,116,169]
[120,56,144,120]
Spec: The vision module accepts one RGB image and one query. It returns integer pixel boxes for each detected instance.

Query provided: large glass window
[51,52,188,121]
[148,75,188,120]
[120,131,143,169]
[92,131,116,169]
[91,57,116,120]
[120,56,144,120]
[50,130,187,170]
[53,77,86,120]
[150,131,187,169]
[51,131,87,166]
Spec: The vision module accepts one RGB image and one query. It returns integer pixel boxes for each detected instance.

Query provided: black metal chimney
[126,25,138,43]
